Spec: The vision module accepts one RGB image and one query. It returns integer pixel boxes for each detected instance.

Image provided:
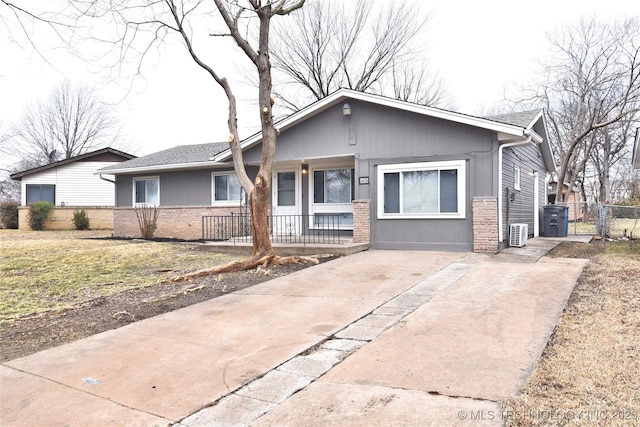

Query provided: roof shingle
[99,142,229,172]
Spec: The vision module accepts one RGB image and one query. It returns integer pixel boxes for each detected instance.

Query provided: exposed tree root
[169,253,322,282]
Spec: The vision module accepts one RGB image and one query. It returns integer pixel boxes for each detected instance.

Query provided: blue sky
[1,0,638,167]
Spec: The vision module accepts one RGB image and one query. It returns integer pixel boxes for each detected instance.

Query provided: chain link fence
[594,204,640,239]
[556,201,639,239]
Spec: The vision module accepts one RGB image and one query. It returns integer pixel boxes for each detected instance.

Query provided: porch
[200,213,369,256]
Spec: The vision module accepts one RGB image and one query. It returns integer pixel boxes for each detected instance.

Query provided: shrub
[29,201,55,230]
[135,204,159,239]
[72,209,90,230]
[0,202,19,229]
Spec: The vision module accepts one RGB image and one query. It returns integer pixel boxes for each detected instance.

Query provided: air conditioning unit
[509,223,528,247]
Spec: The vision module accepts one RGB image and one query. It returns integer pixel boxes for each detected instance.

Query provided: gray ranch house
[100,89,555,252]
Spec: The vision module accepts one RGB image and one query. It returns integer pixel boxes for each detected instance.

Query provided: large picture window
[26,184,55,204]
[133,177,159,205]
[213,173,242,203]
[377,160,465,219]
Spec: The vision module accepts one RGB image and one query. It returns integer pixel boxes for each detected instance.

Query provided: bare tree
[74,0,306,265]
[536,16,640,202]
[269,0,450,112]
[587,119,636,203]
[0,121,20,201]
[12,80,119,165]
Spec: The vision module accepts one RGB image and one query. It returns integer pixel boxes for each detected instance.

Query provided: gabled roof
[98,142,229,175]
[214,89,549,163]
[10,147,136,180]
[100,89,556,175]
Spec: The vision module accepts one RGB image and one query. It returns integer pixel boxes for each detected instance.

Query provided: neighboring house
[100,89,555,252]
[10,147,136,230]
[548,181,582,222]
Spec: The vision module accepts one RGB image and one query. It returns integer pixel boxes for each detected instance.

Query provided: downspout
[99,174,115,184]
[497,132,534,243]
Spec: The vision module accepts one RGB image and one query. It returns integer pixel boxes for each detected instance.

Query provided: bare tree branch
[534,16,640,202]
[269,0,448,112]
[11,80,120,164]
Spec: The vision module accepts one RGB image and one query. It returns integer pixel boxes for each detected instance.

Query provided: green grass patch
[605,239,640,257]
[0,236,239,320]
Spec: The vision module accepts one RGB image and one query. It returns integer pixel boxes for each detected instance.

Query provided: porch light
[342,103,352,116]
[301,164,309,174]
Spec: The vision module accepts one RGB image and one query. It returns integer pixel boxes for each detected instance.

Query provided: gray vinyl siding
[116,169,244,207]
[246,101,501,251]
[116,175,133,207]
[501,144,548,244]
[160,170,213,206]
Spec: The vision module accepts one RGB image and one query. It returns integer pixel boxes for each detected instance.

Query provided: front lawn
[0,230,239,320]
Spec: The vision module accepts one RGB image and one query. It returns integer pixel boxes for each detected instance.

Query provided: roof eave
[95,161,232,175]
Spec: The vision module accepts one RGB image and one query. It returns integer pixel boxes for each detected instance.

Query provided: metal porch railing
[202,213,348,245]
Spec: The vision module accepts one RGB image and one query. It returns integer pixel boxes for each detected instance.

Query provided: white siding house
[19,161,119,207]
[10,148,136,229]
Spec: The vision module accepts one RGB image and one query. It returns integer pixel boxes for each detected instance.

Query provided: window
[377,160,465,219]
[313,169,354,204]
[311,167,354,229]
[26,184,55,204]
[133,177,159,205]
[513,165,521,191]
[213,173,242,203]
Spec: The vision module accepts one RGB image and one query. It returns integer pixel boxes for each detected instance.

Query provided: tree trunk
[250,177,273,256]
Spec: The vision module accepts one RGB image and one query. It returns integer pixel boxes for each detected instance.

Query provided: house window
[311,167,354,229]
[213,173,242,203]
[513,165,521,191]
[26,184,55,204]
[377,160,466,219]
[313,169,354,203]
[133,177,159,205]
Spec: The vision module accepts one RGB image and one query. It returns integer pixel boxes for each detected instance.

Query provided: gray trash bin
[543,205,569,237]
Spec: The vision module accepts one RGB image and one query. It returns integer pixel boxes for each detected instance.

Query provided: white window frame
[133,176,160,206]
[377,160,466,219]
[513,165,521,191]
[212,172,244,206]
[309,163,354,230]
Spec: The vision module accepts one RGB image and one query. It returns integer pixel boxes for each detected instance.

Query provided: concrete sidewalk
[1,238,588,426]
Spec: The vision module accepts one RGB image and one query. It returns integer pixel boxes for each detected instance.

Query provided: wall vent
[509,223,528,247]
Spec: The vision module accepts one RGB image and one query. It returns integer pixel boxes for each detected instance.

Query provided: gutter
[99,174,116,184]
[497,130,537,243]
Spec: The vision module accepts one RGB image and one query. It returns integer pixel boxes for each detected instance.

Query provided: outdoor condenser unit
[509,223,528,247]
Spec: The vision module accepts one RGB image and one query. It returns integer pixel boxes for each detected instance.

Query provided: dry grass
[503,241,640,426]
[0,230,240,320]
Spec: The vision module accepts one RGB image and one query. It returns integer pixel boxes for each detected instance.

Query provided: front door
[272,169,300,234]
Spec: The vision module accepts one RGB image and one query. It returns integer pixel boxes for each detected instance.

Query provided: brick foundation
[18,206,114,230]
[473,197,498,253]
[352,199,370,244]
[114,206,245,240]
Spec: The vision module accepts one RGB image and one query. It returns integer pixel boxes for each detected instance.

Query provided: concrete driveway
[1,238,588,426]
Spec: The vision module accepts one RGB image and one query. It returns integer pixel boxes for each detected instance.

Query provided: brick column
[352,199,370,244]
[473,197,498,253]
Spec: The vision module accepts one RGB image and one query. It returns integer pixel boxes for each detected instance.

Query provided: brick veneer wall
[114,206,245,240]
[18,206,114,230]
[352,199,370,244]
[472,197,498,253]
